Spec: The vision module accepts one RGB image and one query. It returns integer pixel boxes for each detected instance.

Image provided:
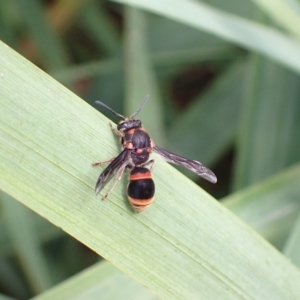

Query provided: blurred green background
[1,0,300,299]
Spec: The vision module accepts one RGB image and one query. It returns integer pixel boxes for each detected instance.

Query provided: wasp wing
[153,146,217,183]
[95,149,131,195]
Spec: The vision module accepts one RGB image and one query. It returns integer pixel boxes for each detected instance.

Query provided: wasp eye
[117,121,124,130]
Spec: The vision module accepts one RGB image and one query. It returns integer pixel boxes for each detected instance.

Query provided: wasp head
[117,119,142,131]
[95,95,149,130]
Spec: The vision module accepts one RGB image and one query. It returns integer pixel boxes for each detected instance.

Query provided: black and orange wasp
[93,96,217,213]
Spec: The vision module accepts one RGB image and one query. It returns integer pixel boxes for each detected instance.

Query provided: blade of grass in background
[250,0,300,38]
[0,292,18,300]
[2,42,300,299]
[0,201,63,258]
[113,0,300,74]
[12,0,69,69]
[168,61,245,167]
[1,193,53,293]
[283,211,300,267]
[78,2,121,57]
[0,3,18,48]
[33,261,158,300]
[50,45,238,85]
[47,0,88,33]
[0,257,30,298]
[285,0,300,16]
[123,7,165,146]
[48,0,123,101]
[233,55,300,190]
[223,163,300,249]
[205,0,257,18]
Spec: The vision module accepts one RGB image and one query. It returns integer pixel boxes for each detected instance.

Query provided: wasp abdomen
[127,167,155,213]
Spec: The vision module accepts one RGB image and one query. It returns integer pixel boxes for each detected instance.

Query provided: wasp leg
[140,159,155,171]
[92,158,115,167]
[101,164,127,200]
[109,122,124,137]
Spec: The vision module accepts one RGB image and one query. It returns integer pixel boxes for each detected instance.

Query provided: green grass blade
[33,261,158,300]
[78,2,121,57]
[283,212,300,267]
[12,0,68,69]
[113,0,300,74]
[223,164,300,248]
[285,0,300,16]
[250,0,300,38]
[168,61,245,167]
[0,292,17,300]
[233,56,300,190]
[1,193,53,293]
[0,202,63,258]
[0,258,29,298]
[2,42,300,299]
[123,7,165,146]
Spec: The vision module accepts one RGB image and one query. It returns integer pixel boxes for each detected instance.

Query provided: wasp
[93,96,217,213]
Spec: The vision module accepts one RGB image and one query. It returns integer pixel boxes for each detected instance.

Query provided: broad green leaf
[113,0,300,74]
[2,42,300,299]
[35,164,300,298]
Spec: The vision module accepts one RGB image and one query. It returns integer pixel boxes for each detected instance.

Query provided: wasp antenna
[130,95,150,118]
[95,101,125,119]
